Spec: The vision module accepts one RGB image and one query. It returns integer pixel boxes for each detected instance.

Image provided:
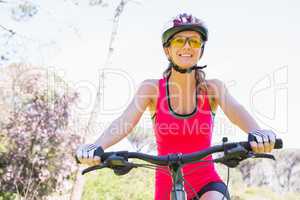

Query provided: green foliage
[82,161,300,200]
[0,192,16,200]
[83,160,155,200]
[231,186,300,200]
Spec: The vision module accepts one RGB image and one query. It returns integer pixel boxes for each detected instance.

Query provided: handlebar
[79,138,283,175]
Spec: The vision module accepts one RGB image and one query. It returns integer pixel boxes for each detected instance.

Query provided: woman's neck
[168,68,196,92]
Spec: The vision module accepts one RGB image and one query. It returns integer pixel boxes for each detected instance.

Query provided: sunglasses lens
[170,38,186,48]
[189,38,201,48]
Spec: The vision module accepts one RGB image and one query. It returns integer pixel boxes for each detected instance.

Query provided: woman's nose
[183,39,191,49]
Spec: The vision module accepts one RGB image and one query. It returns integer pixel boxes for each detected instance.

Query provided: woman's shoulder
[140,79,159,89]
[205,78,229,108]
[204,79,226,111]
[138,79,159,97]
[205,78,225,95]
[139,79,160,114]
[206,78,224,86]
[140,79,159,85]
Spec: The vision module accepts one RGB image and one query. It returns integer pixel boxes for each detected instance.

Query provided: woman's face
[164,30,203,68]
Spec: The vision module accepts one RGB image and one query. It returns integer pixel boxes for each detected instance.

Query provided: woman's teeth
[179,54,192,57]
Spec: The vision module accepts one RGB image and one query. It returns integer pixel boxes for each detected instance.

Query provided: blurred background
[0,0,298,199]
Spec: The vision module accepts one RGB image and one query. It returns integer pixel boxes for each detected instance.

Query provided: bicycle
[76,137,283,200]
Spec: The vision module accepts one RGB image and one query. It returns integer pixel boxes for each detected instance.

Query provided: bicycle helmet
[162,13,208,47]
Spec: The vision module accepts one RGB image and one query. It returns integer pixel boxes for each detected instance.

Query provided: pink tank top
[153,77,222,200]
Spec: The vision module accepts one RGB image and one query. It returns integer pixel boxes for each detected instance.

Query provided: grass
[82,162,300,200]
[1,160,299,200]
[82,160,155,200]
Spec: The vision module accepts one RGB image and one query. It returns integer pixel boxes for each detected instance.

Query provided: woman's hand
[75,144,103,166]
[248,129,277,153]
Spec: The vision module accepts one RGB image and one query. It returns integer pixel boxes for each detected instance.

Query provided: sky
[0,0,299,149]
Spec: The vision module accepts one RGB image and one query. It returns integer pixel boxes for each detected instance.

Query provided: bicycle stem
[169,163,187,200]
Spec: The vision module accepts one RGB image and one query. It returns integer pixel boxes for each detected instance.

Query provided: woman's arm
[209,79,276,153]
[94,79,157,150]
[209,79,260,133]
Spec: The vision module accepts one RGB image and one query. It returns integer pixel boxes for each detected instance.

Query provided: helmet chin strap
[170,62,207,73]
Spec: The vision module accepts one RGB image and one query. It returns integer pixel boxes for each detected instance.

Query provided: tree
[237,149,300,194]
[70,1,136,199]
[0,63,81,199]
[0,1,142,199]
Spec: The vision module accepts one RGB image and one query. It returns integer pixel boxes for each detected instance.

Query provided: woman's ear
[163,47,171,60]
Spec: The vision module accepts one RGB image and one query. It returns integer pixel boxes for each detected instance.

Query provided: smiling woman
[76,13,278,200]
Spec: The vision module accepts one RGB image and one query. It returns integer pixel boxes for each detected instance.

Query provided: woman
[76,13,277,200]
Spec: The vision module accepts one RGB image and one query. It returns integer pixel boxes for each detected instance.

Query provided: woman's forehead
[174,30,200,38]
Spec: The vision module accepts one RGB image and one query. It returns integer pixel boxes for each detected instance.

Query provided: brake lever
[82,163,108,175]
[216,148,276,168]
[112,162,138,176]
[215,144,250,168]
[251,152,276,160]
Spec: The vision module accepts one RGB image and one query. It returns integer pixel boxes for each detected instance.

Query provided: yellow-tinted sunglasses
[170,36,203,48]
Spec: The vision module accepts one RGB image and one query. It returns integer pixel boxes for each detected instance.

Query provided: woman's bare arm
[209,79,261,133]
[94,79,157,150]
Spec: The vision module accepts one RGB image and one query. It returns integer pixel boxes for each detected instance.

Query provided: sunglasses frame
[168,36,203,49]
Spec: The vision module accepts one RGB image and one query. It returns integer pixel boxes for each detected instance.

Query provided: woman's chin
[176,63,196,68]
